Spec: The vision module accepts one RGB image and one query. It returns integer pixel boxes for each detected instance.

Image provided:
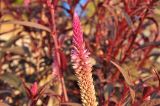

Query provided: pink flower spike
[24,0,30,7]
[72,12,88,61]
[31,82,38,97]
[72,13,84,49]
[71,12,98,106]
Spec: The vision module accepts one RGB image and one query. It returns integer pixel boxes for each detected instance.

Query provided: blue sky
[62,0,88,16]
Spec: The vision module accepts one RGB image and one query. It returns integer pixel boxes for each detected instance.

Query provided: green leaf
[86,2,96,17]
[14,0,23,5]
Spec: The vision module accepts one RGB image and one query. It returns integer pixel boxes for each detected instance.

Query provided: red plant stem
[138,46,154,67]
[110,9,149,82]
[50,6,60,66]
[48,2,68,102]
[121,8,149,63]
[121,0,158,62]
[110,2,153,82]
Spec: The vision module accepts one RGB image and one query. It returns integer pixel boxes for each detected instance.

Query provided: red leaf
[59,50,67,71]
[31,82,38,97]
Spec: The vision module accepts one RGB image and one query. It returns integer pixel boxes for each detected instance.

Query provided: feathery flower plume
[24,0,30,7]
[71,13,98,106]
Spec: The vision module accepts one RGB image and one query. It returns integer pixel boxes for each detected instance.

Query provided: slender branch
[46,0,68,102]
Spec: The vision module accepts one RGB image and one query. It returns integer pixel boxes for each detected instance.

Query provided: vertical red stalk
[46,0,68,102]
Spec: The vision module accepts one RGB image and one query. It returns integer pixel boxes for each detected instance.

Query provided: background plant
[0,0,160,106]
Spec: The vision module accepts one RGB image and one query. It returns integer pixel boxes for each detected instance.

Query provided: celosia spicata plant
[22,81,50,106]
[71,13,98,106]
[1,0,160,105]
[24,0,30,7]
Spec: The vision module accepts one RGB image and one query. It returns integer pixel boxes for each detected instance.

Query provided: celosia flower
[71,13,98,106]
[24,0,30,7]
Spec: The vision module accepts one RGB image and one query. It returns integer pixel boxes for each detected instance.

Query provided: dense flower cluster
[71,13,98,106]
